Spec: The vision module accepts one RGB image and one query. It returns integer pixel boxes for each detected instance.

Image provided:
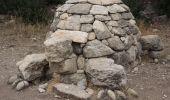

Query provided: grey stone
[148,51,163,59]
[12,78,23,88]
[118,20,130,27]
[119,4,130,11]
[81,24,93,32]
[108,36,125,51]
[49,54,77,74]
[80,15,94,24]
[57,15,81,31]
[88,32,96,40]
[107,21,119,27]
[101,40,109,46]
[107,4,126,13]
[165,55,170,62]
[77,55,85,70]
[140,35,164,51]
[126,46,137,62]
[85,58,127,88]
[111,13,122,20]
[121,12,135,20]
[57,4,74,12]
[95,15,111,21]
[60,71,87,87]
[115,90,127,100]
[83,40,114,58]
[123,25,140,35]
[97,90,105,100]
[88,0,101,5]
[60,13,69,20]
[67,4,91,14]
[66,0,87,4]
[111,27,126,37]
[44,38,73,62]
[93,20,112,40]
[124,35,135,50]
[16,81,29,91]
[50,18,60,32]
[112,51,131,66]
[17,54,48,81]
[90,5,108,15]
[53,83,94,100]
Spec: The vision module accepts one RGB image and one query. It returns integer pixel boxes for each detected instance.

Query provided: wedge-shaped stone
[108,36,125,51]
[90,5,108,15]
[101,0,122,5]
[53,83,94,100]
[83,40,114,58]
[67,4,91,14]
[85,58,127,88]
[66,0,87,4]
[49,30,88,43]
[107,4,126,13]
[17,54,48,81]
[93,20,112,40]
[80,15,94,23]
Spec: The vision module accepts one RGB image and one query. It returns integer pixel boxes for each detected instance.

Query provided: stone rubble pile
[8,0,164,100]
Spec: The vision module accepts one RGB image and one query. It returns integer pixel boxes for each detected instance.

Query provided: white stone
[80,15,94,23]
[90,5,108,15]
[88,0,101,5]
[66,0,87,4]
[107,4,126,13]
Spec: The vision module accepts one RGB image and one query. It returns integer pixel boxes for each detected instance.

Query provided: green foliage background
[0,0,169,24]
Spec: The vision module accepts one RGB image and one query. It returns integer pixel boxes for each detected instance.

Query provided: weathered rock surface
[83,40,114,58]
[86,58,127,88]
[44,38,73,62]
[17,54,48,81]
[80,15,94,24]
[49,54,77,74]
[108,36,125,51]
[66,0,87,4]
[90,5,108,15]
[53,83,94,100]
[93,20,112,40]
[67,4,91,14]
[77,55,85,70]
[81,24,93,32]
[107,4,126,13]
[140,35,164,51]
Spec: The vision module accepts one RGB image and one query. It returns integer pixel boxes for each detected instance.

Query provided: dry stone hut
[8,0,151,100]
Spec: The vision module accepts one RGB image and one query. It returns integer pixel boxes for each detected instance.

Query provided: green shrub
[0,0,65,24]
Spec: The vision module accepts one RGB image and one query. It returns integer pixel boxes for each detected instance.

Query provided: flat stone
[111,13,122,20]
[119,4,130,11]
[123,35,135,50]
[123,25,140,35]
[49,30,88,43]
[67,4,91,14]
[107,4,126,13]
[85,58,127,88]
[108,36,125,51]
[66,0,87,3]
[140,35,164,51]
[49,54,77,74]
[17,54,48,81]
[83,40,114,58]
[53,83,94,100]
[93,20,112,40]
[57,15,81,31]
[107,21,119,27]
[81,24,93,32]
[80,15,94,24]
[60,13,69,20]
[95,15,111,21]
[111,27,126,36]
[44,38,73,62]
[57,4,74,12]
[118,20,130,27]
[88,0,101,5]
[90,5,108,15]
[126,46,137,62]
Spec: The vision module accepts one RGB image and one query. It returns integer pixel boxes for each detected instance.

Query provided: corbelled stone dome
[49,0,142,66]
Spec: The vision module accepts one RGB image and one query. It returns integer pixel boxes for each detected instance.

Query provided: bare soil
[0,21,170,100]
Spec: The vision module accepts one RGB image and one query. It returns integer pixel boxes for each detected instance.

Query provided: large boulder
[17,54,48,81]
[83,40,114,58]
[85,58,127,88]
[53,83,94,100]
[140,35,164,51]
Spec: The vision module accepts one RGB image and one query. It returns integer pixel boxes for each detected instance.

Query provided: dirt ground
[0,21,170,100]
